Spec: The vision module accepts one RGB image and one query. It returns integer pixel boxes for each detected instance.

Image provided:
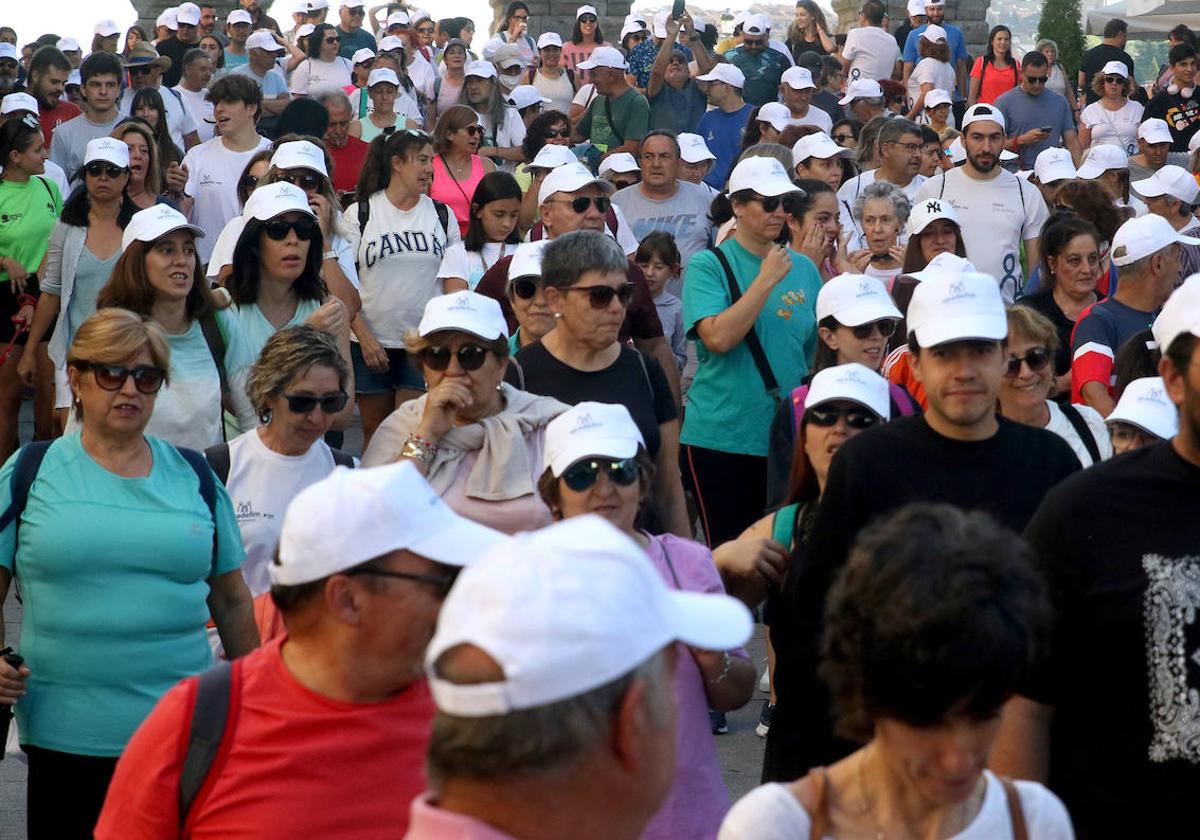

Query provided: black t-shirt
[1023,441,1200,839]
[763,414,1080,783]
[1016,291,1076,377]
[156,37,195,88]
[1145,88,1200,152]
[508,342,676,456]
[1080,44,1134,104]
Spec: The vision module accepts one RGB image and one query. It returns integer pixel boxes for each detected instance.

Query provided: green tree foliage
[1037,0,1085,77]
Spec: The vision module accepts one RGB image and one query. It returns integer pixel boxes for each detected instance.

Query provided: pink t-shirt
[560,40,611,85]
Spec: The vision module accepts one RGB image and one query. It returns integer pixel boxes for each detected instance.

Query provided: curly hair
[1055,180,1123,246]
[853,180,911,229]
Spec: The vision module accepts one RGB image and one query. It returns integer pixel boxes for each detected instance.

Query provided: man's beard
[967,149,997,173]
[0,75,17,93]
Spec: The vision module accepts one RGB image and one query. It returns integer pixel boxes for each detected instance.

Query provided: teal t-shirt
[681,240,820,456]
[0,433,244,756]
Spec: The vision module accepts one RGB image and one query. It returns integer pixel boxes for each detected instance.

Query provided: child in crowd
[636,231,686,373]
[922,89,955,138]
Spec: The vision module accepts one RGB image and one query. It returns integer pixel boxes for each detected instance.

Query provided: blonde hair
[245,325,348,418]
[67,309,171,418]
[1006,305,1059,352]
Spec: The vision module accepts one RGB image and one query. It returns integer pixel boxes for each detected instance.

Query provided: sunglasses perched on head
[85,161,126,179]
[562,458,640,492]
[804,405,880,429]
[1003,347,1052,377]
[548,195,611,214]
[849,318,898,340]
[283,392,349,414]
[565,282,635,309]
[82,363,166,394]
[420,343,492,371]
[262,217,318,241]
[278,170,324,191]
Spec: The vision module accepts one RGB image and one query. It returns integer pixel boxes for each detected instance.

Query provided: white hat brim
[666,590,753,652]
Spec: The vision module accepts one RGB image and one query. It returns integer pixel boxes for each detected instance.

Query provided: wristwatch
[322,249,337,260]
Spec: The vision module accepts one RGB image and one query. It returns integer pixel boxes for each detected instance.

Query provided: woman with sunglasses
[1079,61,1143,156]
[0,307,257,837]
[830,118,862,151]
[515,109,572,196]
[537,400,755,838]
[290,23,353,98]
[561,6,611,83]
[431,105,497,238]
[503,240,555,353]
[361,291,565,532]
[999,306,1111,466]
[350,68,421,144]
[440,171,523,290]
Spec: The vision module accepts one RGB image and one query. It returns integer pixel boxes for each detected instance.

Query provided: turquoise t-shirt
[0,433,244,756]
[681,239,820,456]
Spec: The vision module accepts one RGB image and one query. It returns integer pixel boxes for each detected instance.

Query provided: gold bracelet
[400,432,438,466]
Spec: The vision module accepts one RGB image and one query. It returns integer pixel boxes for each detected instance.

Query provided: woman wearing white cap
[1079,61,1144,156]
[561,5,611,82]
[791,132,851,192]
[362,290,566,532]
[349,67,420,142]
[900,194,966,274]
[457,60,527,170]
[429,39,469,126]
[504,240,555,354]
[905,25,955,120]
[290,22,354,97]
[538,400,755,838]
[1107,375,1179,454]
[529,33,577,118]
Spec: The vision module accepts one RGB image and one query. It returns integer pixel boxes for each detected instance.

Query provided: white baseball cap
[176,3,202,26]
[577,46,627,71]
[492,43,527,70]
[905,252,977,284]
[538,161,614,206]
[538,32,563,49]
[925,0,946,6]
[1100,60,1129,79]
[1132,164,1200,204]
[731,12,748,30]
[816,273,902,326]
[625,13,649,30]
[243,181,317,223]
[351,47,375,64]
[805,363,891,420]
[367,67,400,88]
[1138,118,1173,145]
[838,78,883,105]
[925,89,952,109]
[652,11,670,40]
[907,0,927,15]
[743,14,770,36]
[507,84,551,110]
[84,137,130,169]
[780,66,816,91]
[947,135,1017,164]
[94,19,122,37]
[907,196,959,236]
[921,24,947,43]
[678,132,716,163]
[756,102,795,133]
[727,156,799,197]
[297,24,318,40]
[377,35,406,53]
[270,140,328,177]
[464,59,498,79]
[509,239,549,281]
[227,10,253,26]
[599,152,640,177]
[274,461,508,586]
[246,31,284,52]
[386,10,410,27]
[906,272,1007,347]
[1113,214,1200,266]
[1152,274,1200,355]
[157,9,179,30]
[792,133,850,167]
[960,102,1006,131]
[418,291,509,341]
[529,144,578,171]
[56,38,81,53]
[121,205,205,251]
[426,515,753,717]
[67,70,81,86]
[0,44,16,62]
[696,64,746,89]
[576,5,598,18]
[544,402,644,477]
[0,93,38,116]
[1034,146,1077,184]
[305,0,330,11]
[339,0,366,8]
[1075,144,1128,179]
[1106,376,1179,439]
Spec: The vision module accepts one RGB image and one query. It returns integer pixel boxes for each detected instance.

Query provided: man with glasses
[321,91,370,198]
[199,3,223,41]
[1134,164,1200,284]
[995,50,1080,170]
[1146,43,1200,153]
[158,2,204,88]
[50,51,125,182]
[119,43,202,154]
[336,0,377,61]
[725,14,791,107]
[837,118,926,250]
[96,461,508,838]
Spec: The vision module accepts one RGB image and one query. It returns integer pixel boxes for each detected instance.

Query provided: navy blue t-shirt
[698,103,754,191]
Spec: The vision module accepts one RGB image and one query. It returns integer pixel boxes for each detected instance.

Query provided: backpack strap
[507,356,526,390]
[707,247,782,403]
[1000,776,1029,840]
[330,447,356,468]
[432,198,450,239]
[176,446,219,568]
[199,313,231,432]
[602,95,624,146]
[204,443,232,487]
[178,660,236,826]
[0,441,53,580]
[357,194,371,236]
[631,348,655,405]
[888,382,918,416]
[1059,402,1102,465]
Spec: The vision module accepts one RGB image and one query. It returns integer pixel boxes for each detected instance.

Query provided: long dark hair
[98,238,215,321]
[983,25,1013,66]
[901,220,967,272]
[229,217,328,306]
[463,171,523,251]
[129,86,183,171]
[356,128,433,201]
[571,15,604,45]
[307,23,338,59]
[521,109,569,162]
[0,118,42,173]
[60,173,139,227]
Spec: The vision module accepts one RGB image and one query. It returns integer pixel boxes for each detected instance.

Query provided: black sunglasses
[420,343,491,371]
[1004,346,1052,378]
[240,173,260,191]
[805,405,880,429]
[323,36,340,44]
[262,217,318,241]
[462,124,483,136]
[579,15,597,22]
[850,318,898,340]
[749,194,786,212]
[562,458,640,492]
[85,161,126,179]
[283,392,349,414]
[83,363,166,394]
[1025,75,1048,85]
[544,127,571,138]
[1103,75,1125,85]
[549,195,610,214]
[833,133,855,143]
[566,282,635,309]
[742,38,766,47]
[510,277,540,299]
[129,65,156,76]
[279,170,324,192]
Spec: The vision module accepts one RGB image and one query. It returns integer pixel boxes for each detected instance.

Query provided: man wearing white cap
[407,515,752,840]
[677,132,718,191]
[223,9,255,71]
[158,2,204,88]
[900,0,967,103]
[838,77,886,123]
[55,39,82,71]
[995,50,1080,170]
[778,66,833,133]
[1000,275,1200,840]
[1106,375,1180,454]
[22,46,78,150]
[335,0,377,59]
[725,14,791,107]
[766,270,1080,782]
[1070,214,1196,414]
[694,63,754,190]
[645,14,713,137]
[893,0,927,53]
[96,461,508,837]
[573,46,649,159]
[1134,164,1200,283]
[154,8,179,46]
[230,30,292,120]
[1128,117,1174,183]
[841,0,900,85]
[916,102,1050,301]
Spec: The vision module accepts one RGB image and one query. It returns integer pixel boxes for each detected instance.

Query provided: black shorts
[0,280,29,345]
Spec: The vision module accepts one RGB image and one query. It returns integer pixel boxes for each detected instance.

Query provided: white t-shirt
[145,320,223,452]
[182,134,273,264]
[789,105,833,134]
[837,169,927,251]
[408,53,436,102]
[1080,99,1144,156]
[1044,399,1113,467]
[174,85,215,142]
[438,241,513,289]
[224,429,342,596]
[346,191,462,348]
[842,26,900,84]
[533,69,575,117]
[119,84,198,153]
[907,57,956,111]
[718,772,1074,840]
[915,166,1050,302]
[477,106,527,173]
[289,56,354,97]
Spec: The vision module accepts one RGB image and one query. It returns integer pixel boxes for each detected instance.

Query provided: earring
[259,408,272,425]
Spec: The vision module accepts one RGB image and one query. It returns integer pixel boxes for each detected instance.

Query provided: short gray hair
[1035,38,1058,56]
[853,180,911,228]
[317,89,353,114]
[426,648,673,783]
[878,117,922,147]
[245,325,349,418]
[540,230,628,289]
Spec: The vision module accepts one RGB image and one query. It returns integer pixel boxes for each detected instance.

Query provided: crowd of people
[0,1,1197,837]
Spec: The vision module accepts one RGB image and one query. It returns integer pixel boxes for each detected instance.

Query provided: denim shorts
[350,342,426,394]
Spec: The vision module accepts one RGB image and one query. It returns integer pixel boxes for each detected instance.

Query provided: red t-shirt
[328,135,370,196]
[38,100,81,150]
[95,636,434,839]
[969,57,1019,106]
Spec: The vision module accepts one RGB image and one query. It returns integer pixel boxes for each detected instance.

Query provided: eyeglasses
[85,161,126,179]
[283,392,349,413]
[510,277,540,299]
[548,195,611,214]
[461,124,483,136]
[416,26,434,34]
[562,458,640,492]
[82,363,166,394]
[579,15,597,22]
[279,170,324,191]
[565,282,635,309]
[886,141,923,153]
[129,65,156,77]
[512,13,529,21]
[611,177,639,189]
[1103,75,1125,85]
[420,343,491,371]
[323,36,340,44]
[850,318,898,340]
[1003,347,1052,377]
[833,133,855,143]
[544,127,571,138]
[804,405,880,429]
[262,217,318,241]
[1025,75,1048,85]
[344,566,460,598]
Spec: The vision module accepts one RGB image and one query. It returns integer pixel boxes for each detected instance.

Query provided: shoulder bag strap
[199,313,232,429]
[631,348,655,404]
[603,94,624,145]
[807,766,831,840]
[1059,402,1102,465]
[178,660,236,826]
[176,447,219,568]
[0,441,52,582]
[708,246,782,403]
[330,448,356,468]
[1000,776,1029,840]
[204,443,232,486]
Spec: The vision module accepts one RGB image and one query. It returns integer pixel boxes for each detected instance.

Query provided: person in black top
[1079,18,1135,105]
[893,0,925,52]
[1145,43,1200,152]
[991,277,1200,840]
[763,271,1080,783]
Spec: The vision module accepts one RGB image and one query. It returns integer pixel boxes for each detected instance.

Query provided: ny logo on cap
[925,200,943,213]
[1144,387,1166,402]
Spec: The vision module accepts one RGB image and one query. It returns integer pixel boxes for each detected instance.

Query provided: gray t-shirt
[611,180,714,295]
[994,87,1075,170]
[49,112,124,185]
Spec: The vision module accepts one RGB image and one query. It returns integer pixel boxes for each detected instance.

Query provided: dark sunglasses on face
[805,405,880,429]
[417,26,434,34]
[279,170,324,191]
[346,6,365,15]
[420,343,491,371]
[580,15,597,22]
[743,38,766,47]
[562,458,640,492]
[834,133,855,143]
[323,36,340,44]
[283,392,349,414]
[462,124,483,136]
[750,194,785,212]
[240,174,260,191]
[544,127,571,138]
[85,161,126,179]
[850,318,898,340]
[551,195,611,214]
[262,217,318,241]
[1025,75,1048,85]
[130,65,155,77]
[566,282,635,309]
[84,363,166,394]
[510,277,540,299]
[1103,75,1125,85]
[1004,346,1052,377]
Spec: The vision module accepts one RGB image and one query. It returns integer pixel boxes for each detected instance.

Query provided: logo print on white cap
[573,412,601,432]
[943,280,976,303]
[924,200,943,213]
[857,281,873,297]
[840,368,864,384]
[1143,387,1166,403]
[448,293,475,312]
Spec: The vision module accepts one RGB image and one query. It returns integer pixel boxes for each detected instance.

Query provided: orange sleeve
[885,351,928,411]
